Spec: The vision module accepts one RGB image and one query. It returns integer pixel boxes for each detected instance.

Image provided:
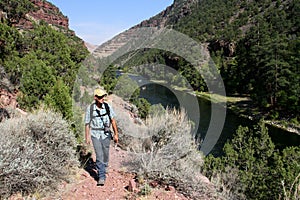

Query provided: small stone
[81,172,89,178]
[149,180,159,188]
[165,185,175,192]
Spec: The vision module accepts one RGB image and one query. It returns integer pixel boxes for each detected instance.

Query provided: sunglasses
[95,95,106,100]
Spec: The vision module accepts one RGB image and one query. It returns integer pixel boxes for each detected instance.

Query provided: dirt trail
[43,94,189,200]
[51,144,189,200]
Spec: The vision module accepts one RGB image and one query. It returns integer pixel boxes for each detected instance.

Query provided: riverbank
[136,77,299,136]
[195,91,300,135]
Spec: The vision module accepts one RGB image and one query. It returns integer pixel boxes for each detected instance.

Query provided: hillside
[92,0,299,126]
[165,0,299,119]
[0,1,215,199]
[133,0,198,29]
[0,0,71,32]
[1,1,299,199]
[0,0,89,116]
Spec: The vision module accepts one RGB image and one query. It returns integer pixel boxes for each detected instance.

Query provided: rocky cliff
[1,0,70,31]
[28,0,69,28]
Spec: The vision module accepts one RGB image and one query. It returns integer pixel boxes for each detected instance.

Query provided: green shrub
[132,98,151,119]
[44,78,73,120]
[0,110,79,198]
[139,183,152,196]
[114,74,138,101]
[148,103,165,117]
[203,121,300,200]
[18,52,56,110]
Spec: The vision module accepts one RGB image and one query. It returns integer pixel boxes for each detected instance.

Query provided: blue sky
[47,0,173,45]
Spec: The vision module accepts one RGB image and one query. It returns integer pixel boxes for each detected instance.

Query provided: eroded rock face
[31,0,68,27]
[0,88,18,121]
[15,0,69,30]
[208,40,236,57]
[0,88,17,108]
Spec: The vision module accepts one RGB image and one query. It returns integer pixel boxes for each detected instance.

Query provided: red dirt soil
[47,144,189,200]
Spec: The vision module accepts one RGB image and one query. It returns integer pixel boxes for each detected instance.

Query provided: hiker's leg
[91,136,103,179]
[89,144,96,163]
[99,136,111,179]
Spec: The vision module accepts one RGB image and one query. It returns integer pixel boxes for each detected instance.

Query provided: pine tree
[18,52,56,110]
[44,79,73,120]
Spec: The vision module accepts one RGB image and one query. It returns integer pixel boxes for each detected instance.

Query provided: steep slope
[0,0,89,114]
[20,0,69,31]
[133,0,198,28]
[93,0,299,120]
[1,0,69,31]
[92,0,200,58]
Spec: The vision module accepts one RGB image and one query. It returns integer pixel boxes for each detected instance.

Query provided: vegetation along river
[138,83,300,156]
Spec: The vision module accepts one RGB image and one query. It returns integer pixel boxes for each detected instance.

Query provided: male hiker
[85,88,119,186]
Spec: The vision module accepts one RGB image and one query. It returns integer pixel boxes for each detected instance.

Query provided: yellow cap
[94,88,107,97]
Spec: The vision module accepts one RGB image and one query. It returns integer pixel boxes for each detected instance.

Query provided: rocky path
[50,144,189,200]
[40,94,190,200]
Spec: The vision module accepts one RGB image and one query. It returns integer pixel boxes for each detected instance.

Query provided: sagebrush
[0,110,79,199]
[125,108,219,199]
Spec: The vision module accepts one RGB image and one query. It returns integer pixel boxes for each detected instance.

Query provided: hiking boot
[97,179,105,186]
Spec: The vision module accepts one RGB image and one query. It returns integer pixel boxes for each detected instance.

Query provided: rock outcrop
[208,40,236,57]
[15,0,70,31]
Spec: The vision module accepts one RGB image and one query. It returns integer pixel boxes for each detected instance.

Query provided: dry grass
[281,173,300,200]
[124,108,220,199]
[208,166,246,200]
[195,91,250,104]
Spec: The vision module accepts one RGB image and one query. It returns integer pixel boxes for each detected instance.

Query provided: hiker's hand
[113,135,118,144]
[85,125,91,145]
[86,137,92,145]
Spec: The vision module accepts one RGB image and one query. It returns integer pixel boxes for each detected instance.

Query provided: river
[139,83,300,156]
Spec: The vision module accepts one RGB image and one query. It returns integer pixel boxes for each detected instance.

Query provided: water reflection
[139,83,300,156]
